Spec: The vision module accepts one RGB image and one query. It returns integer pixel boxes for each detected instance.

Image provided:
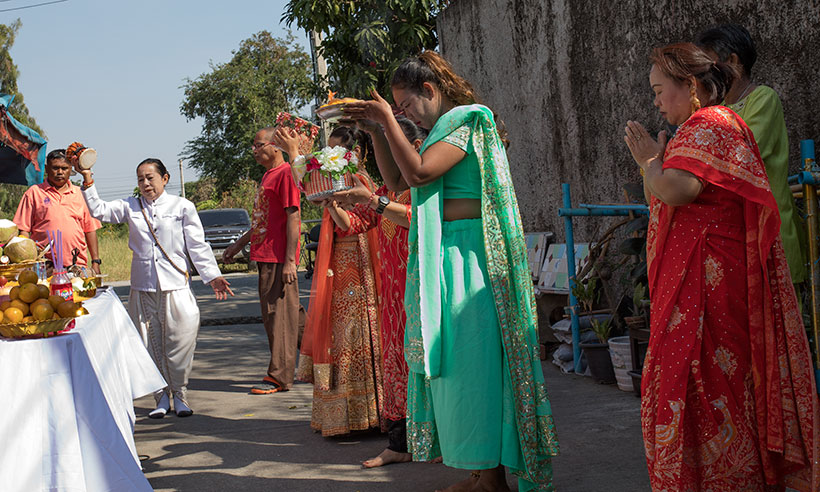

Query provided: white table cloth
[0,288,165,491]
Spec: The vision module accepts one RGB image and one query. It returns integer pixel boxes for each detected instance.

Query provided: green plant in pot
[571,276,598,315]
[581,315,616,384]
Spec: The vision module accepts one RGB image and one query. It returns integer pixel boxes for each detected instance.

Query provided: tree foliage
[283,0,449,99]
[0,20,43,136]
[180,31,314,192]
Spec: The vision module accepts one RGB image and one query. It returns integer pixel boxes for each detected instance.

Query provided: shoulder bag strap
[139,198,190,280]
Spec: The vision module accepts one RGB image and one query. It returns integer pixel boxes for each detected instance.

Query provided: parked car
[197,208,255,270]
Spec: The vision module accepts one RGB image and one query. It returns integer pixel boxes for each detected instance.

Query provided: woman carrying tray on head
[78,158,234,418]
[344,51,558,491]
[275,125,386,437]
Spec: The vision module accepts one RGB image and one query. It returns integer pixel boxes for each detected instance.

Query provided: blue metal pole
[559,207,648,217]
[562,183,583,373]
[577,203,650,212]
[802,140,820,395]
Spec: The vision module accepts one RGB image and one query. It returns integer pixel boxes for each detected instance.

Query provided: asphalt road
[110,271,650,491]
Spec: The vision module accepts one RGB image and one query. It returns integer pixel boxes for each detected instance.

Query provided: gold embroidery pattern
[668,306,685,332]
[704,255,724,289]
[713,346,738,378]
[442,125,471,152]
[309,239,385,437]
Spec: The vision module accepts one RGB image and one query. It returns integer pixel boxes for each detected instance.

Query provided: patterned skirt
[309,238,385,436]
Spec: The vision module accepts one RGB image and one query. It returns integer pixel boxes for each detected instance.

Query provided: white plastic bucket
[608,336,633,392]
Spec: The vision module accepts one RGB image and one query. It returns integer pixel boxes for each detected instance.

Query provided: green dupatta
[404,104,559,487]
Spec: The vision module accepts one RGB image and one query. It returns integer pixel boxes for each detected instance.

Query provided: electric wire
[0,0,68,13]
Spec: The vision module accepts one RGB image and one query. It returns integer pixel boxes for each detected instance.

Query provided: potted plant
[581,316,616,384]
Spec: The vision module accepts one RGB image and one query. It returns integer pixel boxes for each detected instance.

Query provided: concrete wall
[438,0,820,240]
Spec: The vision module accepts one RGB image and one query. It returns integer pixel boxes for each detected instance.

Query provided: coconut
[4,236,37,263]
[0,219,18,245]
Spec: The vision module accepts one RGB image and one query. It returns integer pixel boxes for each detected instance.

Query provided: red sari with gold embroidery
[336,186,412,421]
[642,105,819,491]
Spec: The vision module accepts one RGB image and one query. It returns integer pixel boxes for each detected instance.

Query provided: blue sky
[4,0,310,200]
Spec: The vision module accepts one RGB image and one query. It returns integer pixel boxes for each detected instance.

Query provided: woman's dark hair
[695,24,757,77]
[392,51,480,107]
[136,158,170,178]
[650,42,738,107]
[391,51,509,148]
[329,125,374,169]
[396,117,428,144]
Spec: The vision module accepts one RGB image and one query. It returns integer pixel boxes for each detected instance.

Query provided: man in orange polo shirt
[13,149,102,273]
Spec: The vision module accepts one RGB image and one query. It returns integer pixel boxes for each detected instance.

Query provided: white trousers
[127,287,200,403]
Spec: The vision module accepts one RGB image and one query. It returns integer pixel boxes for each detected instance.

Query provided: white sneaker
[174,395,193,417]
[149,393,170,419]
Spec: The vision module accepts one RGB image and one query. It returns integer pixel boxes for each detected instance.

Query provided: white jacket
[83,185,221,292]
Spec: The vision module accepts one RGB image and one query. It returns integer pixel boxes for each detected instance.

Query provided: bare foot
[435,474,478,492]
[428,456,443,464]
[362,448,412,468]
[471,466,510,492]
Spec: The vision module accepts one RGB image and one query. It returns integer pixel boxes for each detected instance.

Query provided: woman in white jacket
[79,158,234,418]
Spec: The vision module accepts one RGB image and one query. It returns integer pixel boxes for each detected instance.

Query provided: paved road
[112,272,650,491]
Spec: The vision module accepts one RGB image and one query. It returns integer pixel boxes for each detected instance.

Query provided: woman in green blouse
[697,23,807,284]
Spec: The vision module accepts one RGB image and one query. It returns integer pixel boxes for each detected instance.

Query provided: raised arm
[75,166,129,224]
[344,90,464,187]
[357,119,408,192]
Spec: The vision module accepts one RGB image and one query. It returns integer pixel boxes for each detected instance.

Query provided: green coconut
[4,236,37,263]
[0,219,18,245]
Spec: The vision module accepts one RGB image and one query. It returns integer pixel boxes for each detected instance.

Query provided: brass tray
[0,316,79,339]
[0,260,46,281]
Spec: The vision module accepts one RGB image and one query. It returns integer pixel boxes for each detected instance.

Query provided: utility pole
[309,29,330,147]
[178,159,186,198]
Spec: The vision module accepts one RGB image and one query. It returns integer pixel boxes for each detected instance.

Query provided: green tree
[283,0,449,99]
[0,20,43,135]
[180,31,314,192]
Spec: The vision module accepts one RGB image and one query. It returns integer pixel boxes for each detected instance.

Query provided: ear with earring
[689,84,702,115]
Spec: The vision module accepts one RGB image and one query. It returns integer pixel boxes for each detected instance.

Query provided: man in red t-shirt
[224,126,304,394]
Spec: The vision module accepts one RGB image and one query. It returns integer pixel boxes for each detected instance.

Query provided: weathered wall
[438,0,820,241]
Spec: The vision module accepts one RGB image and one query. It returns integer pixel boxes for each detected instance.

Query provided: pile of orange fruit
[0,269,85,325]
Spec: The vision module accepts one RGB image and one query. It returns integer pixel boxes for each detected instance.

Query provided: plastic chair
[302,224,322,279]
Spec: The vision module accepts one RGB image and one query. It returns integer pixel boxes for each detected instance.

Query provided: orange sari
[642,106,819,491]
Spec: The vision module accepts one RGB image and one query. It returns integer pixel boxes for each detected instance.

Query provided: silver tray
[315,104,346,122]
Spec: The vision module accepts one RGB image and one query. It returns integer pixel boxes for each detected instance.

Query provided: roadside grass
[98,229,133,282]
[97,223,312,283]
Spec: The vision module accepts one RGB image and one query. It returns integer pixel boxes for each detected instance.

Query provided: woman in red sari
[624,42,819,491]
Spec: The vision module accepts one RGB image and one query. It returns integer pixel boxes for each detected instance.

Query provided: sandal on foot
[251,376,288,395]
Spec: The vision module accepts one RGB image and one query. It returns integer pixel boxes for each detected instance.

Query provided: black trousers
[387,418,408,453]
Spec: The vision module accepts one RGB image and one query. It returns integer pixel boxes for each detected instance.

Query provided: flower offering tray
[304,172,354,201]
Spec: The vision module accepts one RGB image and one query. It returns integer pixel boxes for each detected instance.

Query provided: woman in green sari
[345,51,558,492]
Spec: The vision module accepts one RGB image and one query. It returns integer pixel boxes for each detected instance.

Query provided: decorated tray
[0,259,46,281]
[0,316,79,339]
[316,91,361,122]
[304,172,354,201]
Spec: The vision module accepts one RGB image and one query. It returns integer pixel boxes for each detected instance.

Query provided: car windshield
[198,210,250,227]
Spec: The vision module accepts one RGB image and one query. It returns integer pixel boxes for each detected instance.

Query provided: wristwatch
[375,195,390,214]
[91,259,102,265]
